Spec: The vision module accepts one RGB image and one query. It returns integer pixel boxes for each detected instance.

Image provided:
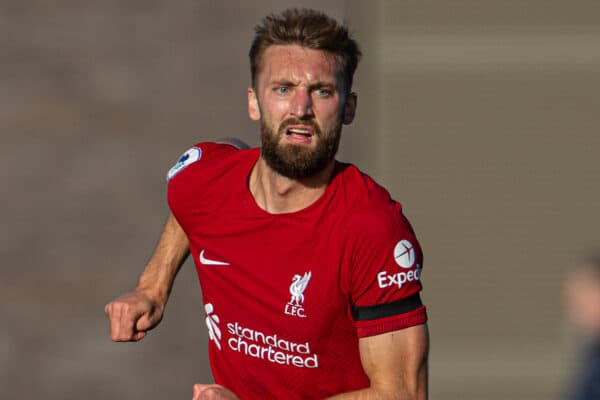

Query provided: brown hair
[249,8,362,93]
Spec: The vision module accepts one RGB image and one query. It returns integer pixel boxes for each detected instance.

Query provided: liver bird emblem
[289,271,312,306]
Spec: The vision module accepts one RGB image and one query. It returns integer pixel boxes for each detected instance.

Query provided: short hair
[249,8,362,93]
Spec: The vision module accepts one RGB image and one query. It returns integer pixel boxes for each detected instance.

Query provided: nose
[290,88,314,119]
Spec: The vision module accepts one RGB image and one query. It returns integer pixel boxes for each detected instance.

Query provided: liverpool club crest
[284,271,312,318]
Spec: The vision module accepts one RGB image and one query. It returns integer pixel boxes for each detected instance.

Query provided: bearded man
[105,9,429,400]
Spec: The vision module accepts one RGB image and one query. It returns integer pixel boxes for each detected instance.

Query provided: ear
[342,92,357,125]
[248,87,261,121]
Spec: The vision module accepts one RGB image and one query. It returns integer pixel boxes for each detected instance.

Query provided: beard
[260,117,342,180]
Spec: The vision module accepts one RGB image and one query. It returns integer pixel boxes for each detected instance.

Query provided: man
[564,255,600,400]
[105,9,429,400]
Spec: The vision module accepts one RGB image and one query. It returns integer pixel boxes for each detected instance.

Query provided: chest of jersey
[167,149,374,397]
[186,201,369,398]
[189,202,352,344]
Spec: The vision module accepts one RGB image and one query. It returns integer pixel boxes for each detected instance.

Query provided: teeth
[288,128,310,134]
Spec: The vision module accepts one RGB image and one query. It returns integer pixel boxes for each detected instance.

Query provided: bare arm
[136,213,190,304]
[327,324,429,400]
[105,213,189,341]
[105,138,249,342]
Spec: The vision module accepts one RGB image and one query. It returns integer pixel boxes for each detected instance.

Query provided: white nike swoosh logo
[199,250,230,266]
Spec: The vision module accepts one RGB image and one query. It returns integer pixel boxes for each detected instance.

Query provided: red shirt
[167,143,427,399]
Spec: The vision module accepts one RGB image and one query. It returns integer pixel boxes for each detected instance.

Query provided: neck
[249,157,335,214]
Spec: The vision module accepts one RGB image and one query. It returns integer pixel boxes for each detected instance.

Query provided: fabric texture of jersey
[167,142,427,400]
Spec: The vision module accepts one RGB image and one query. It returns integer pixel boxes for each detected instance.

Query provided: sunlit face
[248,45,356,179]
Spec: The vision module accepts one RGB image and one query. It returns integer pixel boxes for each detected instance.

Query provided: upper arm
[343,195,428,398]
[359,324,429,399]
[348,204,427,338]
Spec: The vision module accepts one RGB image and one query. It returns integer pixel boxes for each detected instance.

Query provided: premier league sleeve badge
[166,147,202,181]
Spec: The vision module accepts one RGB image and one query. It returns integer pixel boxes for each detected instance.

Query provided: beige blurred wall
[1,1,599,399]
[353,2,600,399]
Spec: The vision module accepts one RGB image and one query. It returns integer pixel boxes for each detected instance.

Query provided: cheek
[317,104,343,126]
[262,93,288,111]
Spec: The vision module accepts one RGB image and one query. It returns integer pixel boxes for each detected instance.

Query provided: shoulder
[333,163,409,237]
[334,163,398,207]
[166,142,258,216]
[166,141,243,182]
[166,142,258,201]
[335,164,426,335]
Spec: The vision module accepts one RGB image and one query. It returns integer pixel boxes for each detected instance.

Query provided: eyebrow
[269,79,336,89]
[309,81,336,90]
[270,79,295,86]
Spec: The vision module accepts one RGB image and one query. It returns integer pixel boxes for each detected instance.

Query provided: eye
[275,86,289,95]
[315,88,333,98]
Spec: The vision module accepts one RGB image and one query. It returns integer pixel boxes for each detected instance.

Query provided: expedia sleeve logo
[378,240,422,289]
[167,147,202,181]
[394,240,415,268]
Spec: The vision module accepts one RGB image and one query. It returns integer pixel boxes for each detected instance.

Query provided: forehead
[258,44,341,84]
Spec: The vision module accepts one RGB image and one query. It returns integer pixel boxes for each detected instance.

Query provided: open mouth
[284,126,314,144]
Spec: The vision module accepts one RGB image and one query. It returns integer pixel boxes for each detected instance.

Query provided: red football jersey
[167,143,427,399]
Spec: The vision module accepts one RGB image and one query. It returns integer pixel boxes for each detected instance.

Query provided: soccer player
[105,9,429,400]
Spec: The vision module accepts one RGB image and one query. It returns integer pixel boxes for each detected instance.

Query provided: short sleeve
[166,142,239,229]
[166,142,238,182]
[348,202,427,338]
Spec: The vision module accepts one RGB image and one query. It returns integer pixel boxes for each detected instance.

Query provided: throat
[249,158,334,214]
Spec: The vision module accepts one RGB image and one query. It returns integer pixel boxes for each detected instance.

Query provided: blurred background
[1,1,599,399]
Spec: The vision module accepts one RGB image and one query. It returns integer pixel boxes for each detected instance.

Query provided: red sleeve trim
[355,306,427,338]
